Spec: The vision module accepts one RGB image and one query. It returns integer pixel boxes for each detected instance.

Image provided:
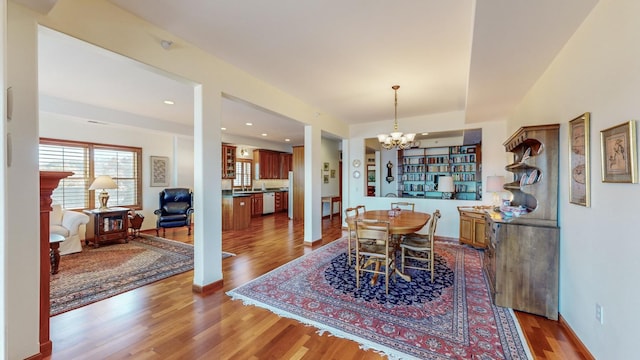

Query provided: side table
[84,207,130,247]
[49,233,65,274]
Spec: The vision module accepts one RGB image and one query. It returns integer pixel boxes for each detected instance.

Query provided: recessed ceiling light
[261,133,268,137]
[163,100,175,105]
[221,127,227,131]
[421,132,429,135]
[285,138,291,142]
[246,122,253,126]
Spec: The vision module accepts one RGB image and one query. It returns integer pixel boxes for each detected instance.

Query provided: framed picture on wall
[569,112,590,206]
[600,120,637,183]
[150,156,169,187]
[323,162,330,171]
[330,169,336,178]
[323,174,329,184]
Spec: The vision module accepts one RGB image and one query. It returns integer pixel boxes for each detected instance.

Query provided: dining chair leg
[347,233,352,265]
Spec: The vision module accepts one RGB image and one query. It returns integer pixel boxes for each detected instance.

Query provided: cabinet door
[473,218,486,247]
[459,216,473,245]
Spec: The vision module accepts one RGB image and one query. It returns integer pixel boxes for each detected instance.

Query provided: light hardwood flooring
[45,212,591,359]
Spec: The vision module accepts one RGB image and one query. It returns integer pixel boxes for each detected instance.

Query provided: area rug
[51,234,233,316]
[227,238,532,360]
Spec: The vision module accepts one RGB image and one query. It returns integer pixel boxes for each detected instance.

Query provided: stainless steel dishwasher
[262,191,275,214]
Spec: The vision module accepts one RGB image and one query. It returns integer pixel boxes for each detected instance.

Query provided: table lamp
[89,175,117,210]
[486,175,505,209]
[438,176,455,199]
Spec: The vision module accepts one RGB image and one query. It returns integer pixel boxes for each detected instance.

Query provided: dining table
[346,209,431,235]
[346,209,431,283]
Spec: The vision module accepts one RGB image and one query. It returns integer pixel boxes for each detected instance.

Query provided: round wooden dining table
[347,210,431,235]
[346,209,431,284]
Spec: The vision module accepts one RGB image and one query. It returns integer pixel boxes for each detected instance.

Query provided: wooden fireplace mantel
[38,171,73,356]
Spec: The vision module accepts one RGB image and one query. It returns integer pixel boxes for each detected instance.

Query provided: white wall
[347,111,507,238]
[509,0,639,357]
[39,112,180,231]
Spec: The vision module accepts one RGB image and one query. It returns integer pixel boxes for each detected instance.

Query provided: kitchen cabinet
[222,195,251,230]
[280,153,292,178]
[275,191,283,212]
[254,149,292,179]
[222,144,236,179]
[283,191,288,211]
[251,193,263,217]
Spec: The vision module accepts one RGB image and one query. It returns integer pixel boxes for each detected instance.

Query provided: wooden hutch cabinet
[484,124,560,320]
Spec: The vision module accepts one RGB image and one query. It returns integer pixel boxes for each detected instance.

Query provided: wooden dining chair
[344,207,359,265]
[390,202,415,212]
[355,205,366,214]
[400,209,441,283]
[355,219,394,294]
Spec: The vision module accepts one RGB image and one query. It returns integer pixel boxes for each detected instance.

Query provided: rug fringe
[226,291,419,360]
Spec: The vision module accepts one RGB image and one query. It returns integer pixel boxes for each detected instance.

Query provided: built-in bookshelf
[396,144,482,199]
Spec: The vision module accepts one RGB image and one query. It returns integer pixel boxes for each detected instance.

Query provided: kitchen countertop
[222,188,288,197]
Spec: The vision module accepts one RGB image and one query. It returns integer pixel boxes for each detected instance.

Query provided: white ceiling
[35,0,599,146]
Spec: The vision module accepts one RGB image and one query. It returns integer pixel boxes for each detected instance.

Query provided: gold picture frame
[600,120,637,183]
[569,113,590,206]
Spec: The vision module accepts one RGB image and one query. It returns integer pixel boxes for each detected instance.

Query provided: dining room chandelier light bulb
[377,85,416,150]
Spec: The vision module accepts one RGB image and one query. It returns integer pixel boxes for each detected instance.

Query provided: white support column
[192,84,222,287]
[304,125,322,244]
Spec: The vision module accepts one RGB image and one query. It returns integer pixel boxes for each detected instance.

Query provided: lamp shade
[89,175,117,190]
[438,176,455,193]
[486,175,505,192]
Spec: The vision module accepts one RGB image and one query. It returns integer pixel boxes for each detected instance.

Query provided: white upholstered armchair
[49,204,90,255]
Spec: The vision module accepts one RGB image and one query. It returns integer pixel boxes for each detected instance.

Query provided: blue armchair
[154,188,193,236]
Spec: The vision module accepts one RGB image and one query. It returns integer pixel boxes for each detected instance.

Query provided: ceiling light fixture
[163,100,174,105]
[221,127,227,131]
[285,138,291,142]
[246,122,253,126]
[261,133,267,137]
[160,40,173,50]
[377,85,416,150]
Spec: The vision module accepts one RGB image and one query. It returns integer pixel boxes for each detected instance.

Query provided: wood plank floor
[45,212,591,359]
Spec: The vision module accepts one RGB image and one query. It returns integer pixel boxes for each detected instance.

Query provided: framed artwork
[323,174,329,184]
[150,156,169,187]
[330,169,336,178]
[600,120,637,183]
[323,162,330,171]
[569,113,590,206]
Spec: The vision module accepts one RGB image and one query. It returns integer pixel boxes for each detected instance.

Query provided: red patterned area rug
[50,234,197,316]
[228,238,532,359]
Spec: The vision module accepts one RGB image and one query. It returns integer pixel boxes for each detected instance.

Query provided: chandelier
[377,85,416,150]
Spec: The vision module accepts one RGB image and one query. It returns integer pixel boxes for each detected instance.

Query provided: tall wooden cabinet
[484,124,560,320]
[222,145,236,179]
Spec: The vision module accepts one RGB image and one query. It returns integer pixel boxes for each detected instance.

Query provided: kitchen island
[222,193,251,231]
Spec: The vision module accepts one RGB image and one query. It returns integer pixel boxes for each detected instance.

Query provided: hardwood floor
[46,212,590,359]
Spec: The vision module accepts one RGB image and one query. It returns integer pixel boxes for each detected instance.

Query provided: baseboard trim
[559,314,595,360]
[193,279,223,295]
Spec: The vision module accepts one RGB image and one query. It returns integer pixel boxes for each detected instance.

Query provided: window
[233,159,252,189]
[39,138,142,210]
